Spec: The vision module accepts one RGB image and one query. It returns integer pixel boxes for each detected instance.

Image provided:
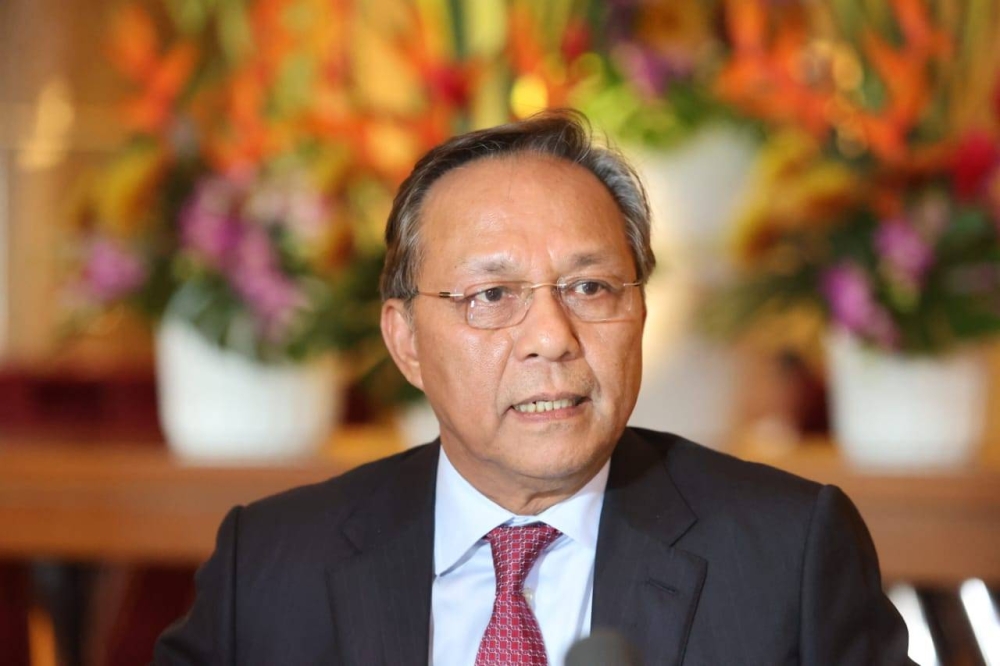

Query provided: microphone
[565,629,643,666]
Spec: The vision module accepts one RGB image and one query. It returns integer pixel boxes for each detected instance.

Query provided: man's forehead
[415,152,635,283]
[458,251,621,276]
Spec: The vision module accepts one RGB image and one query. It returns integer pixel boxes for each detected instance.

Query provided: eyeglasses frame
[412,277,644,329]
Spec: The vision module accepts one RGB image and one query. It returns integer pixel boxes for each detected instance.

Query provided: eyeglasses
[415,276,643,330]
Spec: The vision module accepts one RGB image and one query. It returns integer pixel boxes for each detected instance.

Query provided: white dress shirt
[430,447,609,666]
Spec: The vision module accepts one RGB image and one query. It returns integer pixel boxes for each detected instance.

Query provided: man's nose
[512,286,582,361]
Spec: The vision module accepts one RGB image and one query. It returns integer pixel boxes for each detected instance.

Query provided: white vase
[626,124,759,448]
[826,330,987,470]
[155,316,342,460]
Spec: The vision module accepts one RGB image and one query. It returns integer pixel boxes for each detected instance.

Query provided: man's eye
[470,285,512,304]
[567,279,611,297]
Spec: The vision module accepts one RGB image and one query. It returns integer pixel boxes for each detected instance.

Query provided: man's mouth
[512,396,586,414]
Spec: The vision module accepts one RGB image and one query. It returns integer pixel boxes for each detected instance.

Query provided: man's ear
[381,299,424,391]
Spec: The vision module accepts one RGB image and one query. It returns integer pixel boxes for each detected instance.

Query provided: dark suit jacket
[154,428,915,665]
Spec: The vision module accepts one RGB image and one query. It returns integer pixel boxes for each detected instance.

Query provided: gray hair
[379,109,655,301]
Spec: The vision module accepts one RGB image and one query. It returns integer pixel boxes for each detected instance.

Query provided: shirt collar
[434,445,609,577]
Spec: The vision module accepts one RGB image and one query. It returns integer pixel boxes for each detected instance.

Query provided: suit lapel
[593,430,706,666]
[325,444,440,666]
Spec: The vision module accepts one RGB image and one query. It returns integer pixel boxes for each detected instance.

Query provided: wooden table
[0,427,402,564]
[0,428,403,665]
[1,430,999,584]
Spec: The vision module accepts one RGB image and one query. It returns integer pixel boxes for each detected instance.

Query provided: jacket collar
[592,428,706,666]
[324,443,440,666]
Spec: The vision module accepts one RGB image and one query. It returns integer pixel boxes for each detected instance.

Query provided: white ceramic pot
[155,316,341,460]
[626,124,758,448]
[827,330,987,470]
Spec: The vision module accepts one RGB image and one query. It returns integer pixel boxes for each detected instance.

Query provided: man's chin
[508,441,613,484]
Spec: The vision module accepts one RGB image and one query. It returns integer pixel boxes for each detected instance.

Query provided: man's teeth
[514,398,576,413]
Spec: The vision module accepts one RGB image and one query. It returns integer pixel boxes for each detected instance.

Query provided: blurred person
[153,110,915,665]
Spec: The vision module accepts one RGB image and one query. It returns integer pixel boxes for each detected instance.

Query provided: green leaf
[166,0,215,35]
[273,53,316,115]
[216,0,253,64]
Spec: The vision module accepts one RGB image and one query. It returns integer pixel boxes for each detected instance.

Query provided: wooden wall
[0,0,151,372]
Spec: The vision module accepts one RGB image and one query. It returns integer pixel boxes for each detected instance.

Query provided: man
[155,111,915,665]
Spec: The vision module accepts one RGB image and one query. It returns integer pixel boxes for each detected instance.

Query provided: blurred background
[1,0,999,664]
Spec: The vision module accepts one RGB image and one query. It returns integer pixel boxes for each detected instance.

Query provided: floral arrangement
[705,0,1000,355]
[66,0,599,382]
[580,0,741,149]
[68,0,387,364]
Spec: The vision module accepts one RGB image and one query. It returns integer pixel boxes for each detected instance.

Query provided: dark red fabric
[474,523,561,666]
[0,566,30,666]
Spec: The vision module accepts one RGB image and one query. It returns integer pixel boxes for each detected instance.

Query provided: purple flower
[875,217,935,286]
[232,268,306,341]
[177,172,321,343]
[822,263,898,349]
[179,177,245,269]
[80,238,147,303]
[245,175,329,241]
[229,227,306,341]
[180,206,243,268]
[613,43,694,99]
[233,225,276,272]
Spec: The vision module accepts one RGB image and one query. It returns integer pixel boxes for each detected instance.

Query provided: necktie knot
[484,523,561,594]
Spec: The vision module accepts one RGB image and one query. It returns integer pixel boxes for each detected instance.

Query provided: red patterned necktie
[474,523,562,666]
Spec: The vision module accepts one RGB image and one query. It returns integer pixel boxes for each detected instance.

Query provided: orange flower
[121,43,199,134]
[716,0,833,136]
[724,0,767,53]
[108,4,200,134]
[891,0,951,57]
[719,0,959,166]
[107,4,159,82]
[849,0,951,162]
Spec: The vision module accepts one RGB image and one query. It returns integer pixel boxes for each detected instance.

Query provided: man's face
[382,154,645,508]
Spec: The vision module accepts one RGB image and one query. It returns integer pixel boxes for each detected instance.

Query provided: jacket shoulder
[624,427,827,555]
[235,443,439,544]
[628,426,822,508]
